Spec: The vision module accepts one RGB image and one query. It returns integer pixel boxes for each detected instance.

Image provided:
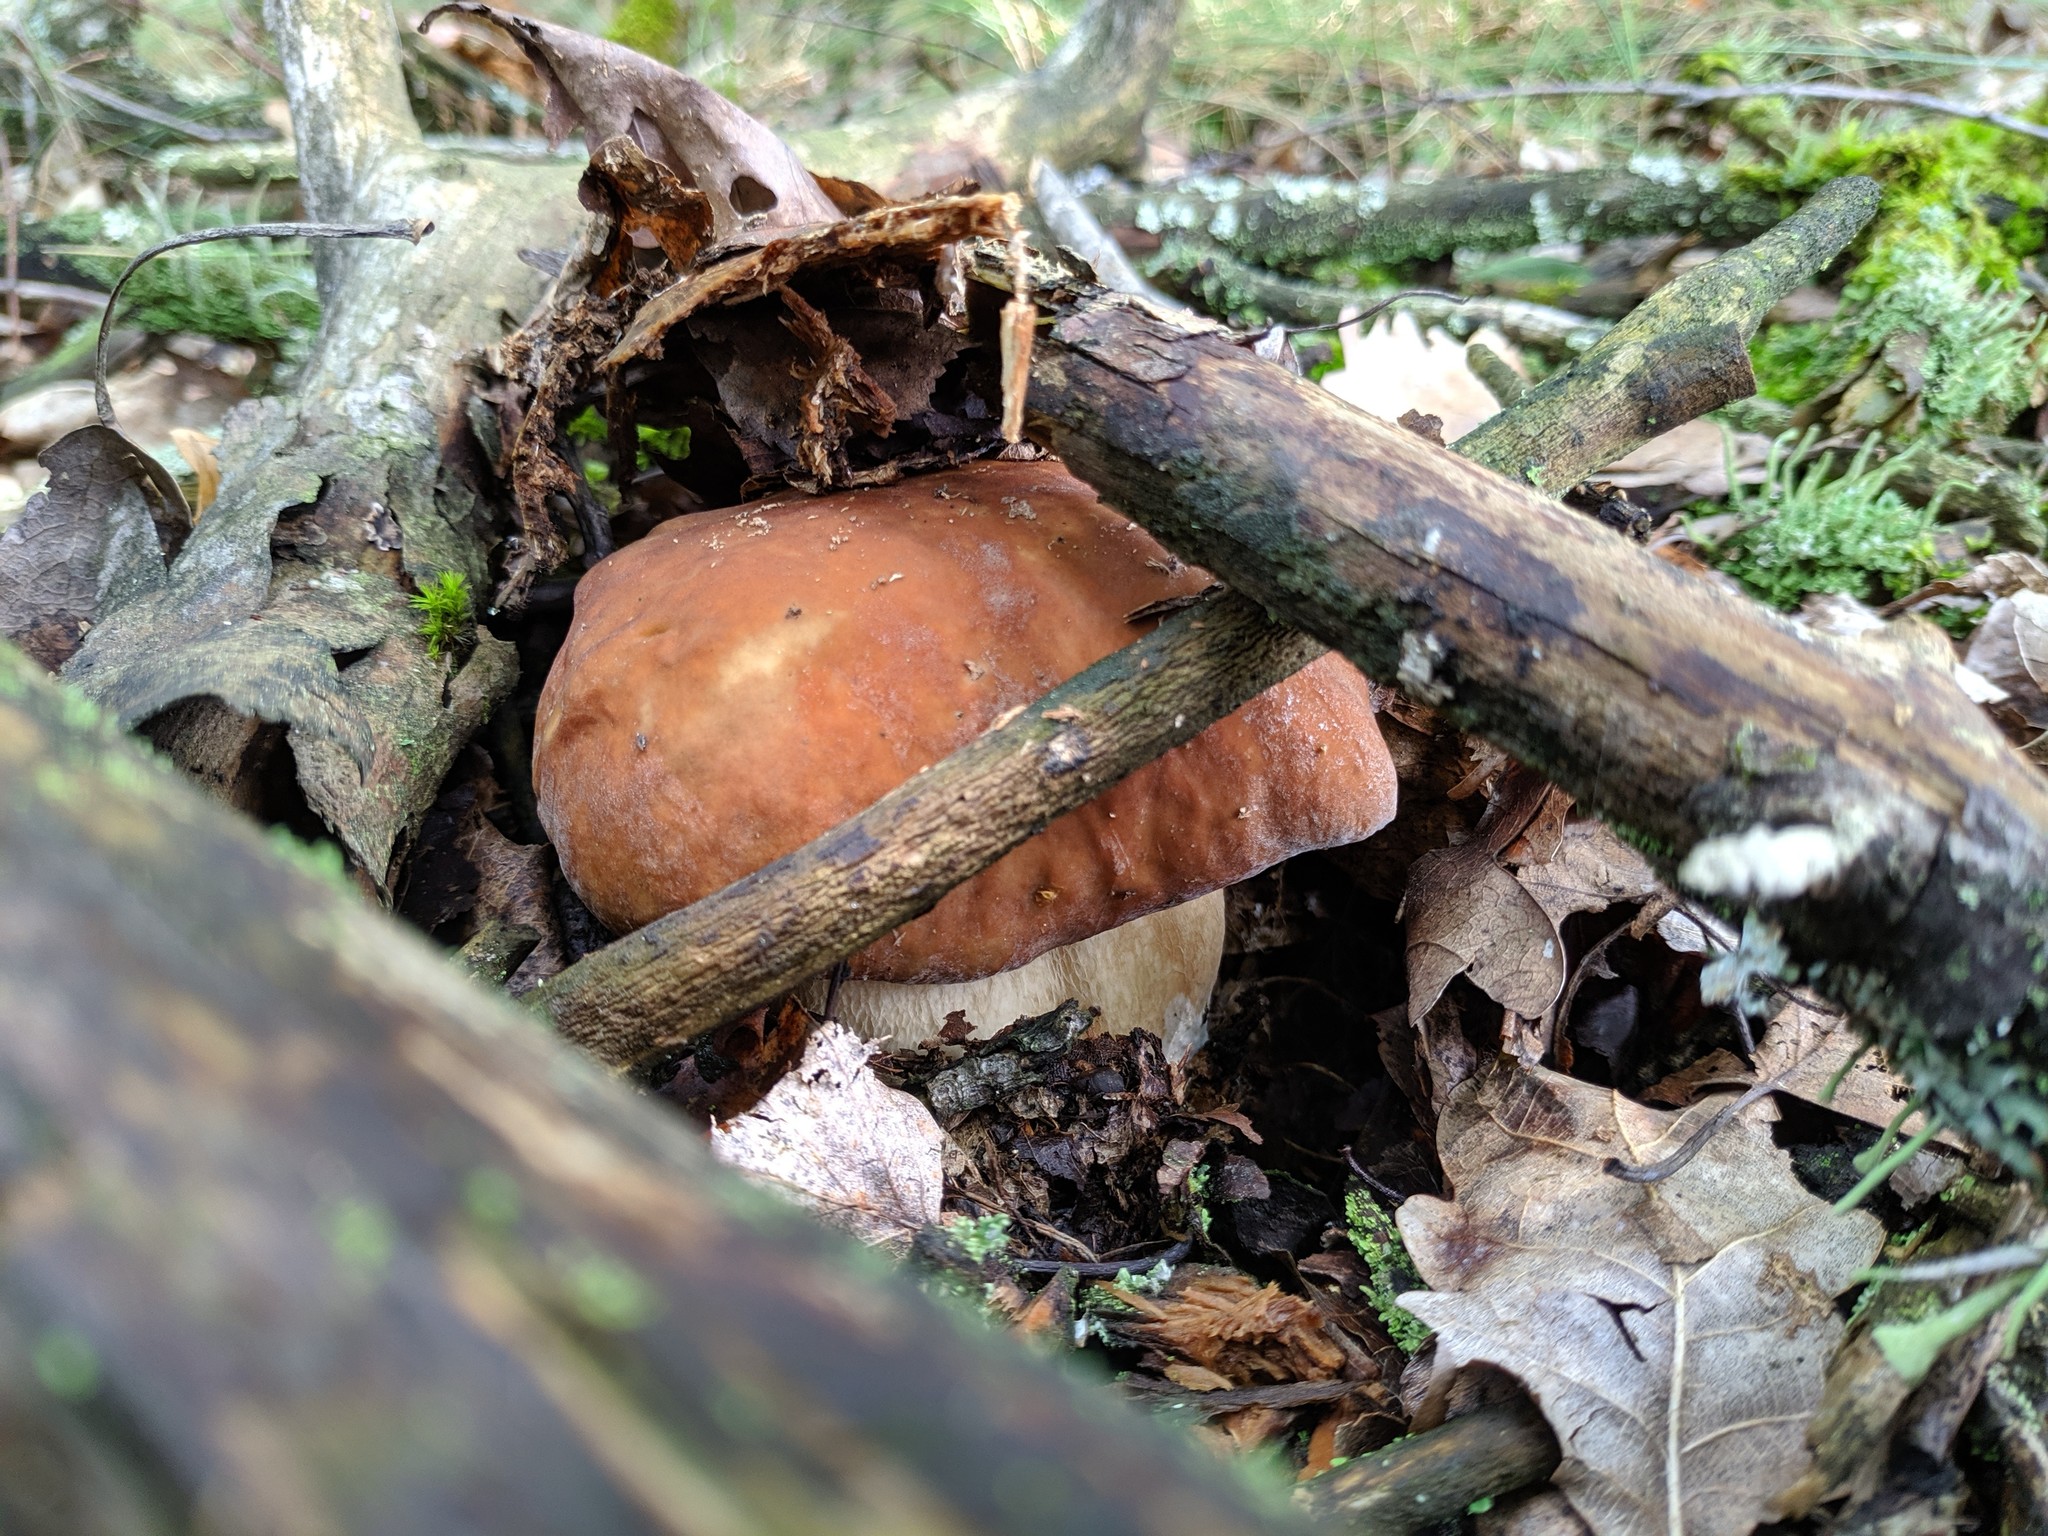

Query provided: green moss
[1342,1187,1431,1354]
[411,570,473,660]
[1749,321,1835,407]
[606,0,685,60]
[1698,429,1939,609]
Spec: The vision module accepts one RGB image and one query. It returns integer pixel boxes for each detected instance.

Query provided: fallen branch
[0,643,1312,1536]
[534,182,1870,1065]
[1294,1398,1560,1532]
[1088,165,1788,276]
[1024,185,2048,1180]
[533,591,1324,1062]
[1317,78,2048,150]
[1454,175,1878,491]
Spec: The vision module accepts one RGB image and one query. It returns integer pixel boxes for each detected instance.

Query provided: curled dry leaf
[1966,591,2048,739]
[1401,843,1566,1025]
[0,427,168,670]
[421,3,841,243]
[1397,1059,1884,1536]
[709,1022,942,1247]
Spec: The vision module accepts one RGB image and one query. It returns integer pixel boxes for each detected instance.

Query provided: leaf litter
[23,7,2048,1527]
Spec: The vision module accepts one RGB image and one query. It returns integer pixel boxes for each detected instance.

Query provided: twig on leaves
[1604,1077,1781,1184]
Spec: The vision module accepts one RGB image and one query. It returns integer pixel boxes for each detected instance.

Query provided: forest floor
[4,1,2048,1533]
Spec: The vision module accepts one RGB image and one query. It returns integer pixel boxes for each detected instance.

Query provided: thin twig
[94,219,433,433]
[1013,1238,1192,1278]
[1856,1242,2048,1287]
[1261,287,1467,339]
[0,125,20,363]
[1604,1078,1780,1184]
[52,71,277,144]
[0,278,108,308]
[1303,78,2048,148]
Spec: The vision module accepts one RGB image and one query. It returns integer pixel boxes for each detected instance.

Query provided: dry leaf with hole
[1401,843,1565,1025]
[1397,1059,1883,1536]
[1513,819,1662,927]
[709,1022,942,1246]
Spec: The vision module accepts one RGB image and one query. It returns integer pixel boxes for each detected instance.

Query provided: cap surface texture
[534,458,1396,983]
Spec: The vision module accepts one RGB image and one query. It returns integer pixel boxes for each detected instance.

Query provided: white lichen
[1678,823,1853,900]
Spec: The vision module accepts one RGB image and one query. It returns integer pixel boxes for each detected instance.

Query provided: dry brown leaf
[1751,996,1968,1152]
[1514,820,1663,928]
[604,193,1015,368]
[1398,1060,1884,1536]
[1598,420,1770,498]
[1101,1266,1357,1386]
[421,3,840,243]
[1401,843,1565,1025]
[167,428,220,517]
[709,1022,942,1246]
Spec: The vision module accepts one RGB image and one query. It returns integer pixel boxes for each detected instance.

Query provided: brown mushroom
[533,458,1396,1048]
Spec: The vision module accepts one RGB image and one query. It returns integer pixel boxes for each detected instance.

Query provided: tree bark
[0,642,1310,1536]
[56,0,582,894]
[1022,253,2048,1181]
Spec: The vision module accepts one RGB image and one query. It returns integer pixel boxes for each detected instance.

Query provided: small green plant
[1342,1187,1431,1354]
[1697,429,1938,609]
[411,570,473,660]
[941,1212,1011,1263]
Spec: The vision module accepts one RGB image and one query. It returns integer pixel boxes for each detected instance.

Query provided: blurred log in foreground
[0,647,1309,1536]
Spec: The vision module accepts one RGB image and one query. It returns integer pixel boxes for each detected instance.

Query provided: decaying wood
[1452,175,1878,491]
[1294,1398,1560,1532]
[1021,195,2048,1179]
[536,184,1864,1065]
[0,643,1311,1536]
[534,591,1324,1063]
[53,0,583,893]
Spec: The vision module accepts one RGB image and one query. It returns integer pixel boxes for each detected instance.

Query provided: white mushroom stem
[806,890,1226,1061]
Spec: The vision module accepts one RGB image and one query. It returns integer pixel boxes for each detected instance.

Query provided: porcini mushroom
[533,458,1397,1049]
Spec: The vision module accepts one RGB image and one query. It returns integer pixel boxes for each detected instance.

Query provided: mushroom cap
[533,458,1396,982]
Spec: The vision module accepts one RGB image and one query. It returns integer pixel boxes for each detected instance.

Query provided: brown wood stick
[1024,182,2048,1179]
[533,591,1324,1064]
[536,178,1885,1070]
[1294,1397,1560,1531]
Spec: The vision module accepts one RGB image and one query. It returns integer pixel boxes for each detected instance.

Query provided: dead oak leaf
[1401,843,1565,1025]
[1514,819,1663,928]
[1397,1059,1882,1536]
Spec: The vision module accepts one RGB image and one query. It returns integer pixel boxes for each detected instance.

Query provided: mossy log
[1088,164,1790,277]
[0,645,1308,1536]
